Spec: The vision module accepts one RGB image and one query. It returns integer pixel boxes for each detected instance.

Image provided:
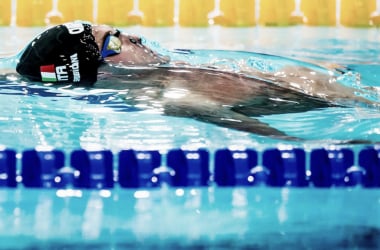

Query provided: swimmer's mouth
[144,48,170,65]
[139,37,170,65]
[135,43,170,65]
[155,54,170,65]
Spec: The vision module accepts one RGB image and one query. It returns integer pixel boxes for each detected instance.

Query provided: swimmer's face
[92,25,169,66]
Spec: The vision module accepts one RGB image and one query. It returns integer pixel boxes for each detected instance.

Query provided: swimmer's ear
[163,101,299,141]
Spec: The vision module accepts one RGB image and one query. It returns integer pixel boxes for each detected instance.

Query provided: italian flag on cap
[40,64,57,82]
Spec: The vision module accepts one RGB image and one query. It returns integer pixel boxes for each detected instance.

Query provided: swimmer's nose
[128,35,142,45]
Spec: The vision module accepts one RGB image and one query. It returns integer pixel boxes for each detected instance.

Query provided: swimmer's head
[92,24,169,67]
[16,22,101,85]
[16,21,169,85]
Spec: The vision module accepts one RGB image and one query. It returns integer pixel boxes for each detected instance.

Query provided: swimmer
[14,21,379,142]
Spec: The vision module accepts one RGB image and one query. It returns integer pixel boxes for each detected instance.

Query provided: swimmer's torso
[96,64,371,116]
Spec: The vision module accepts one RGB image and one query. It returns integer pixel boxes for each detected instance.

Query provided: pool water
[1,188,380,249]
[1,26,380,153]
[1,26,380,249]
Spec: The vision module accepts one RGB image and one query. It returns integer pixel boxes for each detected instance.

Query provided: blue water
[1,188,380,249]
[1,26,380,249]
[1,27,380,153]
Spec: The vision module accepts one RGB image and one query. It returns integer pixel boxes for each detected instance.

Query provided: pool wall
[0,0,380,27]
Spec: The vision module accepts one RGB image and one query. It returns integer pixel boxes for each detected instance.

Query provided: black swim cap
[16,22,101,85]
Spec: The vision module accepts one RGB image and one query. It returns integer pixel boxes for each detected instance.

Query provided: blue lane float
[167,149,210,187]
[0,148,16,187]
[311,148,358,187]
[21,149,65,188]
[359,147,380,187]
[118,149,162,188]
[1,146,380,189]
[214,148,259,186]
[263,148,307,187]
[71,149,114,189]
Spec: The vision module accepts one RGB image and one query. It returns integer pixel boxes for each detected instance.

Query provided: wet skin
[91,25,377,141]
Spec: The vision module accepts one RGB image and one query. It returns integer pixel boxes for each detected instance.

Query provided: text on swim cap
[64,22,84,35]
[56,66,68,81]
[70,53,80,82]
[56,53,81,82]
[41,53,81,83]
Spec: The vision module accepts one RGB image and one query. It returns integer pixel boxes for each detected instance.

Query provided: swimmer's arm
[163,100,298,140]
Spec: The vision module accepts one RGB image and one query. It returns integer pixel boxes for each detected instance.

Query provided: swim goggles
[101,30,122,58]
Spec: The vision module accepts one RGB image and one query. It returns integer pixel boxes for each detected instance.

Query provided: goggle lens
[101,33,122,58]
